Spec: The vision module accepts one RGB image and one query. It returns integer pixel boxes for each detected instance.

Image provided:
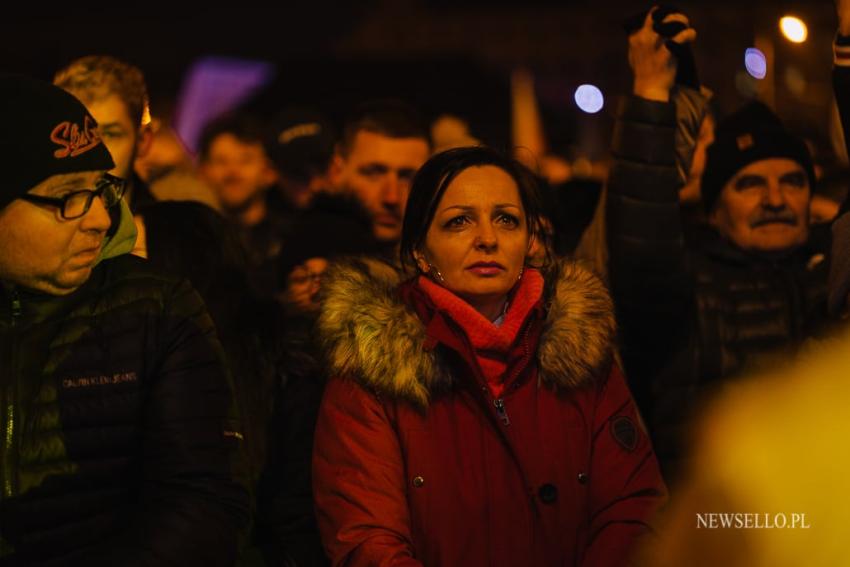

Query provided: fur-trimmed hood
[318,258,616,408]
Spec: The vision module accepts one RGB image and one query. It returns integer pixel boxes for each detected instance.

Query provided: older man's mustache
[750,212,798,228]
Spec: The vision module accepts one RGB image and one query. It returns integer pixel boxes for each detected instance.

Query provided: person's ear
[412,250,430,273]
[134,123,154,161]
[526,232,546,267]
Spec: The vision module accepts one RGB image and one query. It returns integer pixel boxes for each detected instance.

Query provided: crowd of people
[3,3,850,566]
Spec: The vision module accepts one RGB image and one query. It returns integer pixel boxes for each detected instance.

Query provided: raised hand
[629,7,697,102]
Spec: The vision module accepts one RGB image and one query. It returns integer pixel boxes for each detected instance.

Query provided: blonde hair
[54,55,150,129]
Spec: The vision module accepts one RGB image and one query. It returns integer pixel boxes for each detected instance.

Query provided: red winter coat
[313,259,667,567]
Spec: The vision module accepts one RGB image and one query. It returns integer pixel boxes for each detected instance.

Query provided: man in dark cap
[0,74,248,565]
[606,11,833,479]
[267,106,336,212]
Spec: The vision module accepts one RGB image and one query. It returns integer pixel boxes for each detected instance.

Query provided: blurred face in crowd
[330,130,429,244]
[710,158,810,253]
[415,165,530,320]
[0,171,112,295]
[84,94,152,180]
[282,257,329,313]
[201,134,278,214]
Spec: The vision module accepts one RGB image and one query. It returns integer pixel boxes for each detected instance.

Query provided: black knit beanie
[0,74,114,210]
[701,101,815,212]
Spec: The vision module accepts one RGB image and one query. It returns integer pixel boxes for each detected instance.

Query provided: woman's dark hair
[138,200,284,484]
[399,146,553,272]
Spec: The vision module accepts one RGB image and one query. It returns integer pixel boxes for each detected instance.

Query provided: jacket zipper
[0,289,20,557]
[3,289,21,499]
[491,322,534,428]
[493,398,511,426]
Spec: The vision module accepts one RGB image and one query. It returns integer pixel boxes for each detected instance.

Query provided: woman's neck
[465,295,508,322]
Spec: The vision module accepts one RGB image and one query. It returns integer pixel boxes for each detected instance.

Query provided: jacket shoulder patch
[610,416,638,452]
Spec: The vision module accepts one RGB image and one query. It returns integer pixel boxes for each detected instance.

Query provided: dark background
[2,0,842,160]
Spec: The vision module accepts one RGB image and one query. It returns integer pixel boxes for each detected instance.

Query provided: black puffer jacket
[0,254,250,566]
[254,315,329,567]
[607,96,831,478]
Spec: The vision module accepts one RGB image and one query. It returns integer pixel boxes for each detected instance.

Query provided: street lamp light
[779,16,808,44]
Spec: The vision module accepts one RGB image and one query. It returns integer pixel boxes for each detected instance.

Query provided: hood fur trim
[318,258,616,408]
[537,261,617,390]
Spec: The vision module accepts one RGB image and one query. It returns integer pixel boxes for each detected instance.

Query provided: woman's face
[417,165,530,316]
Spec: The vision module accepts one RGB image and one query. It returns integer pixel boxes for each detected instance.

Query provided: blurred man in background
[199,113,286,296]
[329,100,430,259]
[54,55,156,209]
[606,8,833,480]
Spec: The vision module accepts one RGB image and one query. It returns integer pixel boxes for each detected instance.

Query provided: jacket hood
[96,199,138,265]
[318,258,616,408]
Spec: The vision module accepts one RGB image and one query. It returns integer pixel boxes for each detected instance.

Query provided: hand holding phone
[624,5,699,100]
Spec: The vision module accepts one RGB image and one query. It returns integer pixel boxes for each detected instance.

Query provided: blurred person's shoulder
[90,253,205,309]
[690,327,850,532]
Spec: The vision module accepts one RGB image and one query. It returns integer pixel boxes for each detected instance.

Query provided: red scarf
[418,269,544,398]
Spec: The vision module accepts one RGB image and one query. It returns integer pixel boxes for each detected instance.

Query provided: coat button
[538,483,558,504]
[578,472,588,485]
[412,476,425,488]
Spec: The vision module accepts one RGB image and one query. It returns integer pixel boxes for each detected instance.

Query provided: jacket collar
[318,257,616,409]
[697,223,828,268]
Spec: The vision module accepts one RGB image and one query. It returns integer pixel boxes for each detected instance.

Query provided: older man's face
[0,171,112,295]
[710,158,810,253]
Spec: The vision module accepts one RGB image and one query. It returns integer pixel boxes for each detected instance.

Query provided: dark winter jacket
[606,95,831,477]
[0,216,249,565]
[312,258,666,567]
[255,315,329,567]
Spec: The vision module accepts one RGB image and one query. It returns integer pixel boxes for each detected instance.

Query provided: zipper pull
[494,398,511,426]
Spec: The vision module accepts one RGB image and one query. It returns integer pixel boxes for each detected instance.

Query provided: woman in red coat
[313,146,666,566]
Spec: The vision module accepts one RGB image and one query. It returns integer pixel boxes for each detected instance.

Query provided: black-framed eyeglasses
[20,173,127,220]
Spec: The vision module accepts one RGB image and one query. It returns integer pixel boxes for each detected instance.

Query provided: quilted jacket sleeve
[313,377,423,567]
[605,95,698,424]
[581,365,668,567]
[606,95,693,328]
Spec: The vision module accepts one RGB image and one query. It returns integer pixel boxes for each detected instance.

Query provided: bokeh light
[574,84,604,114]
[745,48,767,80]
[780,16,808,43]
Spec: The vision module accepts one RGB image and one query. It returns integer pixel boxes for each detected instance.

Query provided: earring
[416,252,445,284]
[517,266,524,282]
[429,263,446,284]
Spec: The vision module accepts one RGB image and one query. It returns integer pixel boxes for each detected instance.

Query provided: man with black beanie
[0,74,248,565]
[606,10,832,481]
